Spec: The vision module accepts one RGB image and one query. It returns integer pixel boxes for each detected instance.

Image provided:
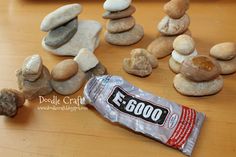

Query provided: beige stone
[106,16,135,33]
[173,74,224,96]
[217,56,236,74]
[173,34,195,55]
[103,5,136,19]
[51,59,78,81]
[169,57,181,73]
[164,0,189,19]
[210,42,236,60]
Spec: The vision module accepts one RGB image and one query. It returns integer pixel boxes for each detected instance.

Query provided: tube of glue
[82,75,205,156]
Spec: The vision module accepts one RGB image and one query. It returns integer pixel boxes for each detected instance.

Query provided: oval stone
[158,14,190,36]
[103,5,136,19]
[103,0,131,12]
[217,56,236,75]
[173,34,195,55]
[51,59,78,81]
[105,24,144,46]
[210,42,236,60]
[180,55,221,82]
[106,16,135,33]
[164,0,189,19]
[174,74,224,96]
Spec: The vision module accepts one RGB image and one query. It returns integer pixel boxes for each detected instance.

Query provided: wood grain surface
[0,0,235,157]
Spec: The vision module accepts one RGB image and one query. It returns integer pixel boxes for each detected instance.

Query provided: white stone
[172,49,198,64]
[103,0,132,12]
[40,4,82,32]
[74,48,99,72]
[42,20,102,56]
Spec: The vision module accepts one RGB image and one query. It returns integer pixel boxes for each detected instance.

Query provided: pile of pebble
[41,4,102,56]
[169,34,198,73]
[147,0,191,59]
[103,0,144,46]
[210,42,236,75]
[174,55,224,96]
[16,55,52,100]
[123,48,158,77]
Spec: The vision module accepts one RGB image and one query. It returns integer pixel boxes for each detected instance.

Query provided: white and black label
[108,87,169,125]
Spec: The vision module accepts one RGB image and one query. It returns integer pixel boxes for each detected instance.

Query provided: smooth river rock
[103,0,132,12]
[217,56,236,74]
[169,57,181,73]
[103,5,136,19]
[42,20,102,56]
[210,42,236,61]
[164,0,189,19]
[40,4,82,32]
[173,34,195,55]
[106,16,135,33]
[44,18,78,48]
[174,74,224,96]
[105,24,144,46]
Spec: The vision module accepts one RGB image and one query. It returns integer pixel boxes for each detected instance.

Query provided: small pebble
[105,24,144,46]
[106,16,135,33]
[210,42,236,61]
[103,5,136,19]
[103,0,132,12]
[40,4,82,32]
[173,34,195,55]
[180,55,221,82]
[164,0,189,19]
[217,56,236,75]
[44,18,78,48]
[51,59,78,81]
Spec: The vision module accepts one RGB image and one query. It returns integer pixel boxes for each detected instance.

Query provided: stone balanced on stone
[147,0,191,59]
[41,4,102,56]
[103,0,144,46]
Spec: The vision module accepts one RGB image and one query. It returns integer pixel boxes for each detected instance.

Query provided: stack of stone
[147,0,190,59]
[16,55,52,100]
[103,0,144,46]
[174,55,224,96]
[41,4,102,56]
[210,42,236,75]
[169,34,198,73]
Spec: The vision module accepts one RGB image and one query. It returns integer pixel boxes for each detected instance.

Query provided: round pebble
[105,24,144,46]
[173,74,224,96]
[106,16,135,33]
[51,59,78,81]
[173,34,195,55]
[180,55,221,82]
[164,0,189,19]
[210,42,236,60]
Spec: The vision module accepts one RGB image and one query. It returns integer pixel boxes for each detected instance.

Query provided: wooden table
[0,0,235,156]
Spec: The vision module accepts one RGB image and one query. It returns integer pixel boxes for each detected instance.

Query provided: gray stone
[86,63,108,79]
[44,18,78,48]
[40,4,82,32]
[42,20,102,56]
[105,24,144,46]
[103,0,131,12]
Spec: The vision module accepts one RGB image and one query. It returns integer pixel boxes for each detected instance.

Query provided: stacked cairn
[169,34,198,73]
[103,0,144,46]
[41,4,102,56]
[147,0,191,59]
[16,55,52,100]
[210,42,236,75]
[173,55,224,96]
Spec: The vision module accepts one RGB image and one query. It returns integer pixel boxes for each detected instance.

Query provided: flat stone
[106,16,135,33]
[172,49,198,64]
[173,34,195,55]
[40,4,82,32]
[103,5,136,19]
[103,0,132,12]
[173,74,224,96]
[123,49,153,77]
[51,59,78,81]
[180,55,221,82]
[105,24,144,46]
[210,42,236,61]
[217,56,236,74]
[164,0,189,19]
[51,69,86,95]
[16,66,53,100]
[169,57,181,73]
[158,14,190,36]
[22,54,43,81]
[42,20,102,56]
[44,18,78,48]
